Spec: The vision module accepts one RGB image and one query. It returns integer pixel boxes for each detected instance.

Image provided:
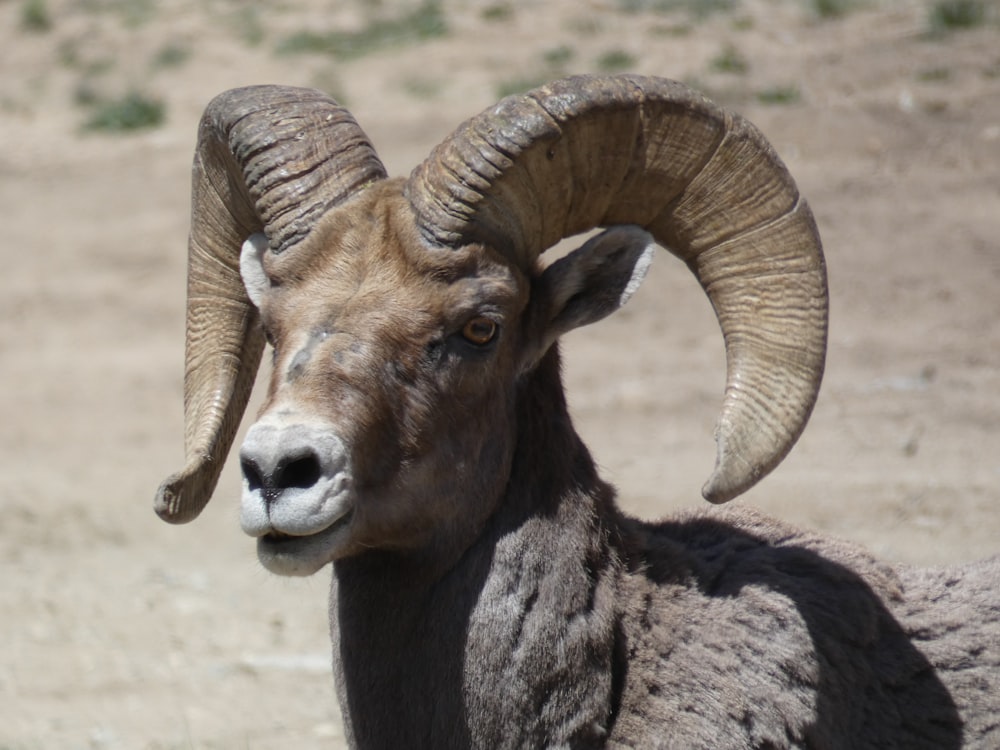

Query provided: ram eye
[461,316,498,346]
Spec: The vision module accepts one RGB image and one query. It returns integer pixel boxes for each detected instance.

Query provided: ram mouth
[257,509,356,576]
[263,508,354,544]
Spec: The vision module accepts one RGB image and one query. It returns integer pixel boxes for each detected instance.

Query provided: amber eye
[461,316,498,346]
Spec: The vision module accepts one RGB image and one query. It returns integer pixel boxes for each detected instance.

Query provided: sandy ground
[2,0,998,747]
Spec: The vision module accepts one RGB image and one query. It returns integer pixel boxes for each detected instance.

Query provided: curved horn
[155,86,387,524]
[406,74,827,503]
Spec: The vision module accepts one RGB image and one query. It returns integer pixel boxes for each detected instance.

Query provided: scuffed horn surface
[156,86,387,524]
[407,74,827,503]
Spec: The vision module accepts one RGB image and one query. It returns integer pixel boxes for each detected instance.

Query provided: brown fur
[241,181,1000,748]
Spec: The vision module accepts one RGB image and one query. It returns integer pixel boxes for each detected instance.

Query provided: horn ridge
[156,85,387,524]
[407,74,827,503]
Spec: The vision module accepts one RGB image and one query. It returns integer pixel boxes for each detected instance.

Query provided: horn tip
[700,433,761,505]
[701,474,743,505]
[154,466,211,524]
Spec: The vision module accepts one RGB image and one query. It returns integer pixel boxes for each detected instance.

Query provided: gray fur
[327,351,1000,749]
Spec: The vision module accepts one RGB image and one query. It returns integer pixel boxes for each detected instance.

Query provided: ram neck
[329,347,626,748]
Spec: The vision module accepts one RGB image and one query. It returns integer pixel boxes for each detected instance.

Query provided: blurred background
[2,0,998,747]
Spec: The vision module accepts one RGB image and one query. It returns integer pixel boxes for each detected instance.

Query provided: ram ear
[240,233,270,310]
[526,225,654,366]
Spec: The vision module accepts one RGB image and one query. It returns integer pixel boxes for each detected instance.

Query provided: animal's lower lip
[261,508,354,548]
[256,508,356,575]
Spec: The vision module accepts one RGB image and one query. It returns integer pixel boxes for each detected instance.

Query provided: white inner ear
[240,232,270,309]
[520,226,656,374]
[618,242,655,307]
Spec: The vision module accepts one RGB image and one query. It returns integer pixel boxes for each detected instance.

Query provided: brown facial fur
[252,179,533,559]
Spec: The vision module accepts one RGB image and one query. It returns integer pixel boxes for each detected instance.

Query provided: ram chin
[256,512,355,576]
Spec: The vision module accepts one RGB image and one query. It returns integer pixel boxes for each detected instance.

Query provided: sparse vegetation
[495,45,578,100]
[495,74,554,99]
[928,0,986,32]
[756,84,801,105]
[617,0,738,18]
[83,90,165,132]
[230,6,265,46]
[650,22,694,36]
[481,3,514,22]
[496,42,635,99]
[710,44,749,74]
[810,0,857,20]
[277,2,448,61]
[917,66,952,82]
[115,0,155,28]
[543,45,576,68]
[73,80,103,107]
[596,49,637,72]
[21,0,52,32]
[150,42,190,70]
[401,76,444,99]
[57,37,115,76]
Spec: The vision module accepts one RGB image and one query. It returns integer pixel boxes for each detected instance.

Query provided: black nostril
[241,446,324,503]
[242,458,264,492]
[274,453,322,491]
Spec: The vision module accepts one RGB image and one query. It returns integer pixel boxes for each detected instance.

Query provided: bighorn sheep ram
[155,75,999,748]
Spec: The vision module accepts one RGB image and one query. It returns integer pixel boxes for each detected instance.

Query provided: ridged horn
[155,86,387,524]
[406,74,827,503]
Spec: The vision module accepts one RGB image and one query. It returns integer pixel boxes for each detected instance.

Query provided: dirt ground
[2,0,998,747]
